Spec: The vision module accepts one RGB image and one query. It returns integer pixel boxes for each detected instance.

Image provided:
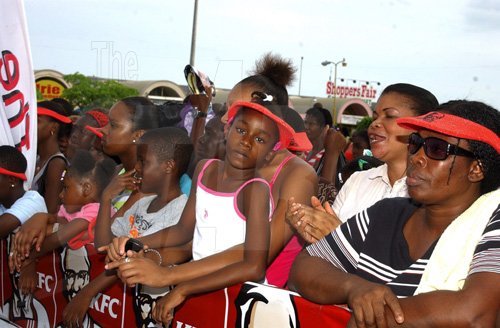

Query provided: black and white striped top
[307,198,500,297]
[307,198,435,297]
[469,204,500,275]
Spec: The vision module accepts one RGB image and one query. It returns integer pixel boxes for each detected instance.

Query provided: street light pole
[321,58,347,125]
[298,56,304,96]
[189,0,199,66]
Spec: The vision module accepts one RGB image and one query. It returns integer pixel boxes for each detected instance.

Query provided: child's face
[101,102,135,156]
[59,173,87,213]
[135,144,164,194]
[226,109,279,170]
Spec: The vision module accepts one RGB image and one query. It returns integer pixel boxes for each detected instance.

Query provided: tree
[355,116,373,131]
[61,73,139,112]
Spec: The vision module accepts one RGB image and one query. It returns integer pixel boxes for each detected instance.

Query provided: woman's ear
[468,160,485,183]
[133,129,145,142]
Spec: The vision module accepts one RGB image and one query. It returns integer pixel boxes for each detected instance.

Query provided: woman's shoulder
[367,197,417,217]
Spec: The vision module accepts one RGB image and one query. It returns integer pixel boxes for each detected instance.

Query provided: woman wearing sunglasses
[287,83,438,243]
[289,100,500,327]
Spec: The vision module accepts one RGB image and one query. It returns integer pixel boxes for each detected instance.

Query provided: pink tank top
[266,154,304,287]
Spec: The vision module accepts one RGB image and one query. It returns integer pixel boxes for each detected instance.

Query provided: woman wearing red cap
[287,83,439,243]
[289,100,500,327]
[32,100,72,214]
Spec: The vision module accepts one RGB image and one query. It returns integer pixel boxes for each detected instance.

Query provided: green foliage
[61,73,139,112]
[355,116,373,131]
[36,87,44,101]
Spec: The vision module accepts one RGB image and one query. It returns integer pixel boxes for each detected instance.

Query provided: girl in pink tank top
[109,97,296,325]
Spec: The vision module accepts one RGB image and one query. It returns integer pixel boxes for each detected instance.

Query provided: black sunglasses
[408,133,475,160]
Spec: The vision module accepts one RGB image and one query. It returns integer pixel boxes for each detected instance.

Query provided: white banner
[0,0,37,187]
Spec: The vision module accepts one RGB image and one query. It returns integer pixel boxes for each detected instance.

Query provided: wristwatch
[192,107,208,119]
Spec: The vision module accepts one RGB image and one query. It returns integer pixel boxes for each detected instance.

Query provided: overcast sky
[25,0,500,108]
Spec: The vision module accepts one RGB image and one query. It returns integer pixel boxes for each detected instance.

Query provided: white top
[192,160,272,261]
[111,194,187,237]
[0,190,47,224]
[332,163,408,222]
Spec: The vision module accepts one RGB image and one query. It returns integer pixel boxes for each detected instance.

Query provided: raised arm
[94,169,138,249]
[319,128,347,184]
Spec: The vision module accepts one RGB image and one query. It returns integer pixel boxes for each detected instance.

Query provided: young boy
[62,127,193,328]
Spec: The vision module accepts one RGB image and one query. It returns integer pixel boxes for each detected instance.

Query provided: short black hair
[38,100,73,140]
[120,97,159,131]
[437,100,500,194]
[68,149,116,196]
[305,107,333,127]
[158,101,183,127]
[51,98,74,115]
[0,145,27,177]
[139,127,193,178]
[282,107,305,133]
[381,83,438,116]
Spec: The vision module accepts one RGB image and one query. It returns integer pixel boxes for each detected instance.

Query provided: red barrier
[173,282,351,327]
[0,239,351,327]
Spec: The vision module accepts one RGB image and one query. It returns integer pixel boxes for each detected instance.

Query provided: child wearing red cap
[32,101,72,214]
[105,96,296,325]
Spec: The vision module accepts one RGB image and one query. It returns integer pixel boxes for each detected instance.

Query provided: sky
[24,0,500,108]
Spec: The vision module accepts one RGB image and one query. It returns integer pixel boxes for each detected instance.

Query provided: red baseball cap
[397,111,500,154]
[282,108,312,152]
[228,101,294,150]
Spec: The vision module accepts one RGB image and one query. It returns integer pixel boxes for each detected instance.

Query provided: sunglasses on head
[408,133,475,160]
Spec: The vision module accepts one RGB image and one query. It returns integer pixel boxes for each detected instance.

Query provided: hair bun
[252,52,297,88]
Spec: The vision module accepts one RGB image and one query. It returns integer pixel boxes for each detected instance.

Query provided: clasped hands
[99,237,182,325]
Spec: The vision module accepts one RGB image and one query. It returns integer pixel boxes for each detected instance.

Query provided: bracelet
[144,248,162,266]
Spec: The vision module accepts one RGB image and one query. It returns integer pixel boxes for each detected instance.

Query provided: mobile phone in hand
[124,238,144,253]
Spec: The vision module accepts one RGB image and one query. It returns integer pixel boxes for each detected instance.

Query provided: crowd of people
[0,52,498,327]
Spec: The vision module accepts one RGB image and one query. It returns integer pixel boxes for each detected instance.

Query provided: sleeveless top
[31,152,68,197]
[265,154,304,287]
[192,159,273,261]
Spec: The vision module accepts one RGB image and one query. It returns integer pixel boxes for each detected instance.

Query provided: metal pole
[298,56,304,96]
[333,63,338,125]
[189,0,198,66]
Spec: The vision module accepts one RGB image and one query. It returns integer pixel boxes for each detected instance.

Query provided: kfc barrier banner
[0,0,37,186]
